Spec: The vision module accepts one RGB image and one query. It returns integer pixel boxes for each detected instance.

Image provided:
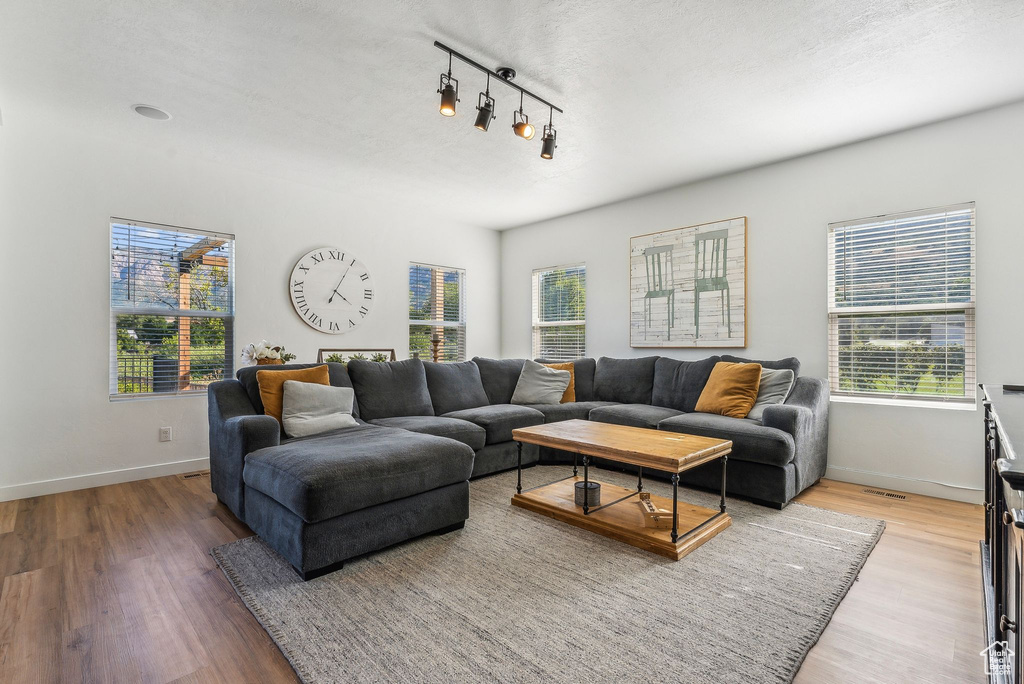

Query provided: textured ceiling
[2,0,1023,230]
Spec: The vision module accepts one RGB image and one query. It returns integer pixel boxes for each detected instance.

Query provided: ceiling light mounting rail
[433,40,561,159]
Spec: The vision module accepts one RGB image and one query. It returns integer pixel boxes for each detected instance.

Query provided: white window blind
[532,264,586,361]
[827,202,975,403]
[110,219,235,398]
[409,263,466,362]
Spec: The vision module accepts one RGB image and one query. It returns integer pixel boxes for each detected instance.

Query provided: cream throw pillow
[281,380,357,438]
[511,360,572,405]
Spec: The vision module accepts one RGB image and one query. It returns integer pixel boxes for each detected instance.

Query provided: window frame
[109,218,235,400]
[531,263,587,361]
[408,262,467,363]
[826,203,976,406]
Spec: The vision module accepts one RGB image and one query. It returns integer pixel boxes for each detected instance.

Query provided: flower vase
[256,358,284,366]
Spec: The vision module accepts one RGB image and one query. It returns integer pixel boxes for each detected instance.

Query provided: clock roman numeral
[359,273,369,281]
[329,321,340,332]
[307,311,321,327]
[298,264,310,274]
[311,252,324,264]
[364,289,373,299]
[348,319,356,328]
[292,280,303,290]
[359,306,368,317]
[328,250,341,260]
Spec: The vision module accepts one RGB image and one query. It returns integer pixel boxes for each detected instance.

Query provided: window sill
[830,394,977,411]
[109,392,207,402]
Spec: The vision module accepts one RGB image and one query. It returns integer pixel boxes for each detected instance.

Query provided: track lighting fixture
[513,93,535,140]
[433,40,563,159]
[474,75,495,131]
[438,52,459,117]
[541,108,557,159]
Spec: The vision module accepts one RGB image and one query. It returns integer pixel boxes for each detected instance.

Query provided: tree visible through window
[532,264,586,361]
[409,263,466,362]
[827,203,975,402]
[110,220,234,397]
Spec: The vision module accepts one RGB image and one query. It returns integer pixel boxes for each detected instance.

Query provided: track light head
[540,124,557,159]
[438,72,458,117]
[513,110,534,140]
[474,92,495,131]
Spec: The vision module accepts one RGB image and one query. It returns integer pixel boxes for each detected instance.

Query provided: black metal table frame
[514,441,728,544]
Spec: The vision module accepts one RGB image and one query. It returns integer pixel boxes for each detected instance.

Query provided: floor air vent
[180,471,210,480]
[862,488,907,501]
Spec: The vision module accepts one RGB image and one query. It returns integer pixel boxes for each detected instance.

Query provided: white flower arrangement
[240,340,296,366]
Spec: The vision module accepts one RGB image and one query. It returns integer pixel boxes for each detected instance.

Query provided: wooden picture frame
[316,348,398,363]
[629,216,747,348]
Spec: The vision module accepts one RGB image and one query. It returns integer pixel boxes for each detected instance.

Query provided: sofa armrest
[208,380,281,521]
[761,376,829,491]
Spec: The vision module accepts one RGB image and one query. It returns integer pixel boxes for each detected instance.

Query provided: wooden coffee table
[511,419,732,560]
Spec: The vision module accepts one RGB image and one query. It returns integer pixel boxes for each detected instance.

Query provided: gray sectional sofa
[208,354,828,579]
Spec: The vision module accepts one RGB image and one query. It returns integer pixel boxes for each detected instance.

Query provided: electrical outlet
[159,427,172,442]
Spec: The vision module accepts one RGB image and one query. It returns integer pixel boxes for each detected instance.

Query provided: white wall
[500,101,1024,504]
[0,102,501,500]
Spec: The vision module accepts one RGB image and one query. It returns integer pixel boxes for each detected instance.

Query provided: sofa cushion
[536,357,596,401]
[523,401,620,423]
[588,404,684,429]
[243,423,474,523]
[238,362,359,419]
[422,361,490,416]
[658,413,795,468]
[442,404,544,445]
[472,357,527,405]
[347,358,434,421]
[593,356,659,404]
[511,360,571,405]
[721,355,800,378]
[651,356,721,412]
[256,365,330,424]
[695,362,763,418]
[747,368,796,421]
[368,416,486,451]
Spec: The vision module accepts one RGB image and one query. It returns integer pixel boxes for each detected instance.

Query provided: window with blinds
[110,219,235,398]
[409,263,466,362]
[532,264,586,361]
[827,202,975,403]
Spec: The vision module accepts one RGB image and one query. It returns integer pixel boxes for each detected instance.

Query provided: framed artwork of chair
[629,217,746,348]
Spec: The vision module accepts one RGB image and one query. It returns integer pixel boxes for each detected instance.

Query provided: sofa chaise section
[243,423,474,578]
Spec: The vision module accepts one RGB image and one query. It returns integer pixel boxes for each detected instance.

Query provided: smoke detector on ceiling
[131,104,171,120]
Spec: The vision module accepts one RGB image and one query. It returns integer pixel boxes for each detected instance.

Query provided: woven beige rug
[213,466,883,684]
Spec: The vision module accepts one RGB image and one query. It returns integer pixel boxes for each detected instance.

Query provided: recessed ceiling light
[131,104,171,121]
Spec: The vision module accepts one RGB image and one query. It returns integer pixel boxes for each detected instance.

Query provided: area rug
[212,466,884,684]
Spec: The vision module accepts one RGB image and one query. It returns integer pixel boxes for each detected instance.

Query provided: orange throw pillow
[257,365,330,425]
[695,362,762,418]
[542,362,576,403]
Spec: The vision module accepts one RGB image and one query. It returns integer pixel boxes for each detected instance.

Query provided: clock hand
[327,266,353,304]
[333,289,352,306]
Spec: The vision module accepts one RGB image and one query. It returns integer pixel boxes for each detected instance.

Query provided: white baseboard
[824,465,983,504]
[0,457,211,502]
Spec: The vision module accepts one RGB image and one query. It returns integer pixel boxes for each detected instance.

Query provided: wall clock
[289,247,374,333]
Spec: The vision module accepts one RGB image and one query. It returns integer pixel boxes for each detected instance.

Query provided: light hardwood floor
[0,475,984,683]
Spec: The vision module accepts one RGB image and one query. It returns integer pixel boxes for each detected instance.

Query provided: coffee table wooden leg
[671,473,679,543]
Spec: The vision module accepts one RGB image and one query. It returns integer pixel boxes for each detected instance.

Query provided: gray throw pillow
[511,360,571,405]
[746,368,796,421]
[282,380,357,438]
